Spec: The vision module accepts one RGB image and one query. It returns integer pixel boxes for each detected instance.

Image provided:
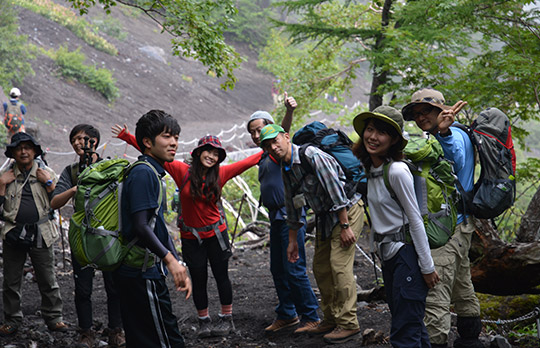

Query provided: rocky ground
[0,229,532,348]
[0,230,395,348]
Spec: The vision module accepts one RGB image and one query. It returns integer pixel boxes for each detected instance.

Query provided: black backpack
[452,107,516,219]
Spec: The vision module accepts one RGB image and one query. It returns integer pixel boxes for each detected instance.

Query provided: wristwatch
[45,179,53,187]
[340,223,350,229]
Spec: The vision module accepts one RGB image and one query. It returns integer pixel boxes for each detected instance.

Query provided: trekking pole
[231,194,247,245]
[58,211,67,270]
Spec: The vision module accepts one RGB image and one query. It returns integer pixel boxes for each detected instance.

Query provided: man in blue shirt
[402,89,482,348]
[114,110,191,348]
[247,95,319,335]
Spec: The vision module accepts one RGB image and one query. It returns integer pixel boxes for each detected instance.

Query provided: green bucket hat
[259,124,285,147]
[353,105,408,149]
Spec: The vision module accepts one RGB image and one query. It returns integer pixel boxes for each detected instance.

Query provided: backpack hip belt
[11,214,53,248]
[180,216,229,251]
[373,224,410,243]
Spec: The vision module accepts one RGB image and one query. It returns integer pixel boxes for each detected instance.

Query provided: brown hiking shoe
[264,317,300,332]
[75,329,95,348]
[305,321,336,336]
[323,327,361,344]
[293,320,321,334]
[108,327,126,347]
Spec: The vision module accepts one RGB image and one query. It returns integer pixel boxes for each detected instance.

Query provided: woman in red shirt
[113,126,262,338]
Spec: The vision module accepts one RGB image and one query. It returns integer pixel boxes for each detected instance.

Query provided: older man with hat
[402,89,482,348]
[0,133,67,337]
[260,123,364,344]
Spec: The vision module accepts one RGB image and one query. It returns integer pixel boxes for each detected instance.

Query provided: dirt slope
[8,0,274,173]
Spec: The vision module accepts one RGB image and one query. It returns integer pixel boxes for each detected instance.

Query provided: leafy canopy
[66,0,243,90]
[263,0,540,145]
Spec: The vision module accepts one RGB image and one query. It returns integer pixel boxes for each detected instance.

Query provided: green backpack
[383,136,458,249]
[68,158,161,271]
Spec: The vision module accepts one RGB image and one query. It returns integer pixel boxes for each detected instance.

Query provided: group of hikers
[0,88,485,348]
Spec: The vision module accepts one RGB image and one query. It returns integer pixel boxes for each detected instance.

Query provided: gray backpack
[453,107,516,219]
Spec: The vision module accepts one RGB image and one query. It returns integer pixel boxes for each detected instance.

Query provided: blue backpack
[292,121,366,197]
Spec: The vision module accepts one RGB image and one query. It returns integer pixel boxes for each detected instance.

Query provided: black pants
[182,231,232,311]
[113,272,184,348]
[72,256,122,330]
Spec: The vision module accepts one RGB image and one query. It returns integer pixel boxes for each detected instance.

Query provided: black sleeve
[52,165,74,198]
[132,209,171,259]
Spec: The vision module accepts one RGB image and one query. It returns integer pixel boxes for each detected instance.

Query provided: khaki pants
[424,219,481,345]
[313,201,364,329]
[2,244,63,327]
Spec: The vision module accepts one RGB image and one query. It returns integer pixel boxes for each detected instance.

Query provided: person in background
[3,87,26,136]
[51,124,125,348]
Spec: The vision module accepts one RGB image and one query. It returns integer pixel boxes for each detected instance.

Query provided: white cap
[247,111,274,130]
[9,88,21,98]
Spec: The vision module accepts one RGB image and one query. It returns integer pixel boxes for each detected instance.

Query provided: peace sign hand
[438,100,467,134]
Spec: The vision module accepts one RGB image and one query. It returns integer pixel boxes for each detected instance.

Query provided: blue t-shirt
[259,151,305,222]
[438,124,475,224]
[117,155,169,279]
[259,152,287,221]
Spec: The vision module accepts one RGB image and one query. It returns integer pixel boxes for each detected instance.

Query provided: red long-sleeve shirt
[118,130,262,240]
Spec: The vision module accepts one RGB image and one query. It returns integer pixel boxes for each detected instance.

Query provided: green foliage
[215,0,274,49]
[14,0,118,55]
[93,15,127,40]
[52,45,120,101]
[66,0,243,90]
[0,2,35,90]
[0,123,8,146]
[221,166,264,226]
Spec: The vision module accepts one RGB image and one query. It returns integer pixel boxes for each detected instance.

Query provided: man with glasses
[0,133,67,337]
[402,89,482,348]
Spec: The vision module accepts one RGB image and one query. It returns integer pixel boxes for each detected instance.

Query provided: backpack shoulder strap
[382,161,399,207]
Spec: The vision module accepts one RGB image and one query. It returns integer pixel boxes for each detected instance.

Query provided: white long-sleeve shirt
[367,161,434,274]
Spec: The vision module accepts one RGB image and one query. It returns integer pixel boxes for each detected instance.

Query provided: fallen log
[470,219,540,295]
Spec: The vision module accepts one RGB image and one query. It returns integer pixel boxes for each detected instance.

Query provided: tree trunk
[516,185,540,242]
[470,219,540,295]
[368,0,393,111]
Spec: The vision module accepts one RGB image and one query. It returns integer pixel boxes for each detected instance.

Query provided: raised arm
[112,124,140,151]
[281,91,297,133]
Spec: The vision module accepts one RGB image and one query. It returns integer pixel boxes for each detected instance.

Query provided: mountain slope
[8,1,274,173]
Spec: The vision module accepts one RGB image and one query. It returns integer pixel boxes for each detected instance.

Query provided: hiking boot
[305,320,336,336]
[0,323,18,337]
[75,329,95,348]
[264,317,300,332]
[108,327,126,347]
[198,317,212,338]
[48,321,69,332]
[211,314,235,336]
[294,320,321,334]
[323,327,361,344]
